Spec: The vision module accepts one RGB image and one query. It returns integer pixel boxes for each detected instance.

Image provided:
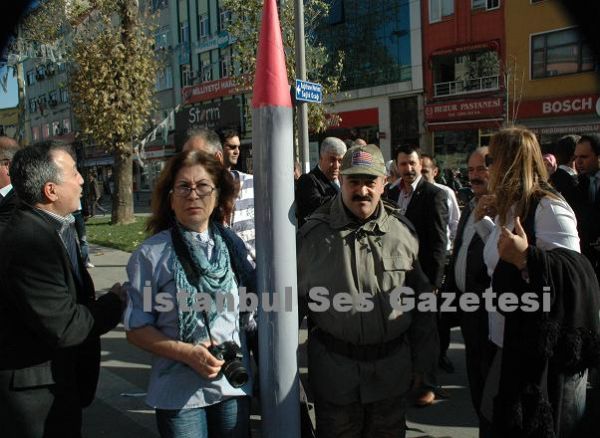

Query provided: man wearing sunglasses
[0,136,20,230]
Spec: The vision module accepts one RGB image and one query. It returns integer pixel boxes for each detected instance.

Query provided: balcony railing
[434,74,500,97]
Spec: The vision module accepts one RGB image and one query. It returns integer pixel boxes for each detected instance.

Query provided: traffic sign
[295,79,322,103]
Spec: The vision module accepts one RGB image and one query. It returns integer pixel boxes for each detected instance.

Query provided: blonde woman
[479,126,600,437]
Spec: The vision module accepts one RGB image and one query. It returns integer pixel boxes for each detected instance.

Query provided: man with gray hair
[0,141,123,437]
[182,127,223,159]
[295,136,346,227]
[0,136,20,227]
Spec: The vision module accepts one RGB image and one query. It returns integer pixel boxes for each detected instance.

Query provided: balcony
[434,74,499,97]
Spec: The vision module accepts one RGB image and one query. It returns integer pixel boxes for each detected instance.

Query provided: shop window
[42,123,50,140]
[32,126,40,141]
[472,0,499,11]
[63,118,71,134]
[532,27,596,79]
[430,0,454,23]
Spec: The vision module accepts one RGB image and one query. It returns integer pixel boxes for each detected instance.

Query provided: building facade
[506,0,600,152]
[170,0,251,169]
[422,0,505,170]
[317,0,424,160]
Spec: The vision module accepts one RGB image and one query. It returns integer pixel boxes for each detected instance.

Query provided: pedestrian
[444,147,494,436]
[480,126,600,437]
[0,136,20,231]
[124,150,255,438]
[295,137,346,227]
[298,143,437,437]
[549,135,579,205]
[88,172,106,216]
[0,140,123,437]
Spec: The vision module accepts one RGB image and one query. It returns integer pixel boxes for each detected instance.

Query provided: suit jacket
[549,167,577,206]
[387,178,449,288]
[295,166,339,227]
[445,201,490,295]
[0,205,121,435]
[572,174,600,274]
[0,187,18,230]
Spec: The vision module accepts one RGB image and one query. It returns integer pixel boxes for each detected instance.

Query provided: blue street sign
[295,79,322,103]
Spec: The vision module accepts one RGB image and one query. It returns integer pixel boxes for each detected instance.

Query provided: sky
[0,67,19,109]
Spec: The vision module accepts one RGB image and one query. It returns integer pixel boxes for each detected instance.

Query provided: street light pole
[294,0,310,172]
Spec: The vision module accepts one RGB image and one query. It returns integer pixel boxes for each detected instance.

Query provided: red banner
[425,97,503,122]
[182,77,248,104]
[517,94,600,118]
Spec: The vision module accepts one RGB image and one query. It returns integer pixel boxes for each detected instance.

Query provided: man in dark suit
[444,147,494,436]
[549,134,579,205]
[573,134,600,278]
[386,144,448,406]
[0,141,123,437]
[295,137,346,227]
[0,136,20,229]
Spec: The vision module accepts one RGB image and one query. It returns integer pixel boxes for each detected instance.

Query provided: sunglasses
[484,155,494,167]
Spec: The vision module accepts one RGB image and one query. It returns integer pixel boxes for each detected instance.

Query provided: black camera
[209,341,249,388]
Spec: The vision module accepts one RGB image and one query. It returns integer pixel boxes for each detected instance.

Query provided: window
[180,21,189,45]
[42,124,50,140]
[26,70,35,86]
[181,64,192,86]
[63,118,71,134]
[532,27,596,78]
[35,65,46,80]
[156,66,173,91]
[60,88,69,103]
[32,126,40,141]
[328,0,344,25]
[472,0,499,10]
[219,8,231,32]
[220,53,232,78]
[199,14,209,39]
[28,98,37,113]
[52,121,61,136]
[152,0,168,11]
[49,90,59,107]
[201,58,212,81]
[430,0,454,23]
[155,27,169,50]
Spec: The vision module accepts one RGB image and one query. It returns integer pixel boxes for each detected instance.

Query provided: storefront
[516,93,600,153]
[425,96,504,171]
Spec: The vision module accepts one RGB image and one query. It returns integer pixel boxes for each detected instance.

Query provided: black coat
[0,205,122,437]
[549,167,577,206]
[295,166,339,227]
[572,174,600,276]
[0,187,18,231]
[387,178,449,289]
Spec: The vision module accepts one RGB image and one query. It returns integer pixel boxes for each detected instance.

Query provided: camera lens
[222,360,249,388]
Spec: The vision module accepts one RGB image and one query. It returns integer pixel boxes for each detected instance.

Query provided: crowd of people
[0,125,599,438]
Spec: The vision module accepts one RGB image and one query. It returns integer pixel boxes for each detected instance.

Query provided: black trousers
[0,370,82,438]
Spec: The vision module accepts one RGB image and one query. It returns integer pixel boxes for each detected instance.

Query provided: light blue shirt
[124,229,252,409]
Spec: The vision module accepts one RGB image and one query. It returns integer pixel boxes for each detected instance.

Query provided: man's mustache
[352,195,372,202]
[470,178,485,185]
[403,172,416,178]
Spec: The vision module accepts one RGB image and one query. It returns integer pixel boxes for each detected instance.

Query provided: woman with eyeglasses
[479,126,600,437]
[124,150,255,438]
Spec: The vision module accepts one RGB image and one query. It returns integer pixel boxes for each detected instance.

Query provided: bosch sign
[518,94,600,118]
[542,97,595,114]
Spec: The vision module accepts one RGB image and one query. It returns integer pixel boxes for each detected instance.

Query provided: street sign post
[295,79,322,103]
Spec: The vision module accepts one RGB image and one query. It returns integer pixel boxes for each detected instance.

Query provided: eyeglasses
[484,155,494,167]
[170,183,216,198]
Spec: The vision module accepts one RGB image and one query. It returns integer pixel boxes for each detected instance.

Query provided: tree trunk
[111,146,135,224]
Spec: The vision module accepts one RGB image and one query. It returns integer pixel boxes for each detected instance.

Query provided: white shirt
[454,200,494,293]
[397,175,422,215]
[483,197,580,347]
[0,183,12,197]
[435,183,460,250]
